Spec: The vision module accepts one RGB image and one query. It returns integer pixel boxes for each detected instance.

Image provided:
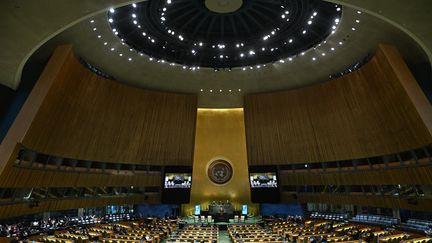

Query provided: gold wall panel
[183,109,258,215]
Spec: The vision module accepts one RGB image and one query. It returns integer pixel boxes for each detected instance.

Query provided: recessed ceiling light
[109,8,115,13]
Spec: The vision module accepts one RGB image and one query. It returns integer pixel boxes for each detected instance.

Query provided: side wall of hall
[0,45,197,219]
[245,44,432,165]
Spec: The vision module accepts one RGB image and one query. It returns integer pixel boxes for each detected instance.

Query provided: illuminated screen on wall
[242,205,248,215]
[194,205,201,215]
[250,172,278,188]
[164,173,192,189]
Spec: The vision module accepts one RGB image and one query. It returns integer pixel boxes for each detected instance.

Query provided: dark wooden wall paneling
[282,193,432,212]
[0,194,160,219]
[0,145,162,188]
[244,45,432,165]
[0,45,197,218]
[279,165,432,185]
[22,45,197,166]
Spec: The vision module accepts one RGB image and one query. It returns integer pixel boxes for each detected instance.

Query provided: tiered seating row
[228,224,282,243]
[166,225,218,243]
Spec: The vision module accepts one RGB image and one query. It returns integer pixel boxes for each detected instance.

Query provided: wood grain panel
[245,45,432,164]
[0,145,162,188]
[282,192,432,212]
[279,165,432,185]
[0,194,160,219]
[0,45,74,174]
[21,45,197,165]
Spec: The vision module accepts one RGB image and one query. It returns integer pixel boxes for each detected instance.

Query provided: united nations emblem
[208,159,233,184]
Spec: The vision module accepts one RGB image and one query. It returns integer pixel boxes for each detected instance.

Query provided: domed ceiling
[21,0,430,108]
[107,0,342,69]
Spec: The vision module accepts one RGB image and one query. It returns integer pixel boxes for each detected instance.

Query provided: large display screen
[164,173,192,189]
[250,172,278,188]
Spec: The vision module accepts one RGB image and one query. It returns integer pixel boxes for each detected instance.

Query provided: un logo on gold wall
[208,159,233,184]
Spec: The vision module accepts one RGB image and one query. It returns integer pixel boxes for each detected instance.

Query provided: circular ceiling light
[204,0,243,14]
[107,0,342,69]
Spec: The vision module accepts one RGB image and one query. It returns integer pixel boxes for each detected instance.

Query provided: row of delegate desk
[268,219,432,243]
[166,225,218,243]
[228,224,283,243]
[34,219,177,243]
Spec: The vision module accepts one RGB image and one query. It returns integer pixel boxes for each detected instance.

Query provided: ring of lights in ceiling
[107,0,342,69]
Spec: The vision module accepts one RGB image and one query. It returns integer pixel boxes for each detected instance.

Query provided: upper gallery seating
[400,219,432,232]
[310,212,349,221]
[351,214,399,226]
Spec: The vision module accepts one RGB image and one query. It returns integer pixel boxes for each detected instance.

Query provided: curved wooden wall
[0,194,160,219]
[0,45,196,218]
[282,193,432,212]
[21,46,197,166]
[245,45,432,164]
[279,165,432,186]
